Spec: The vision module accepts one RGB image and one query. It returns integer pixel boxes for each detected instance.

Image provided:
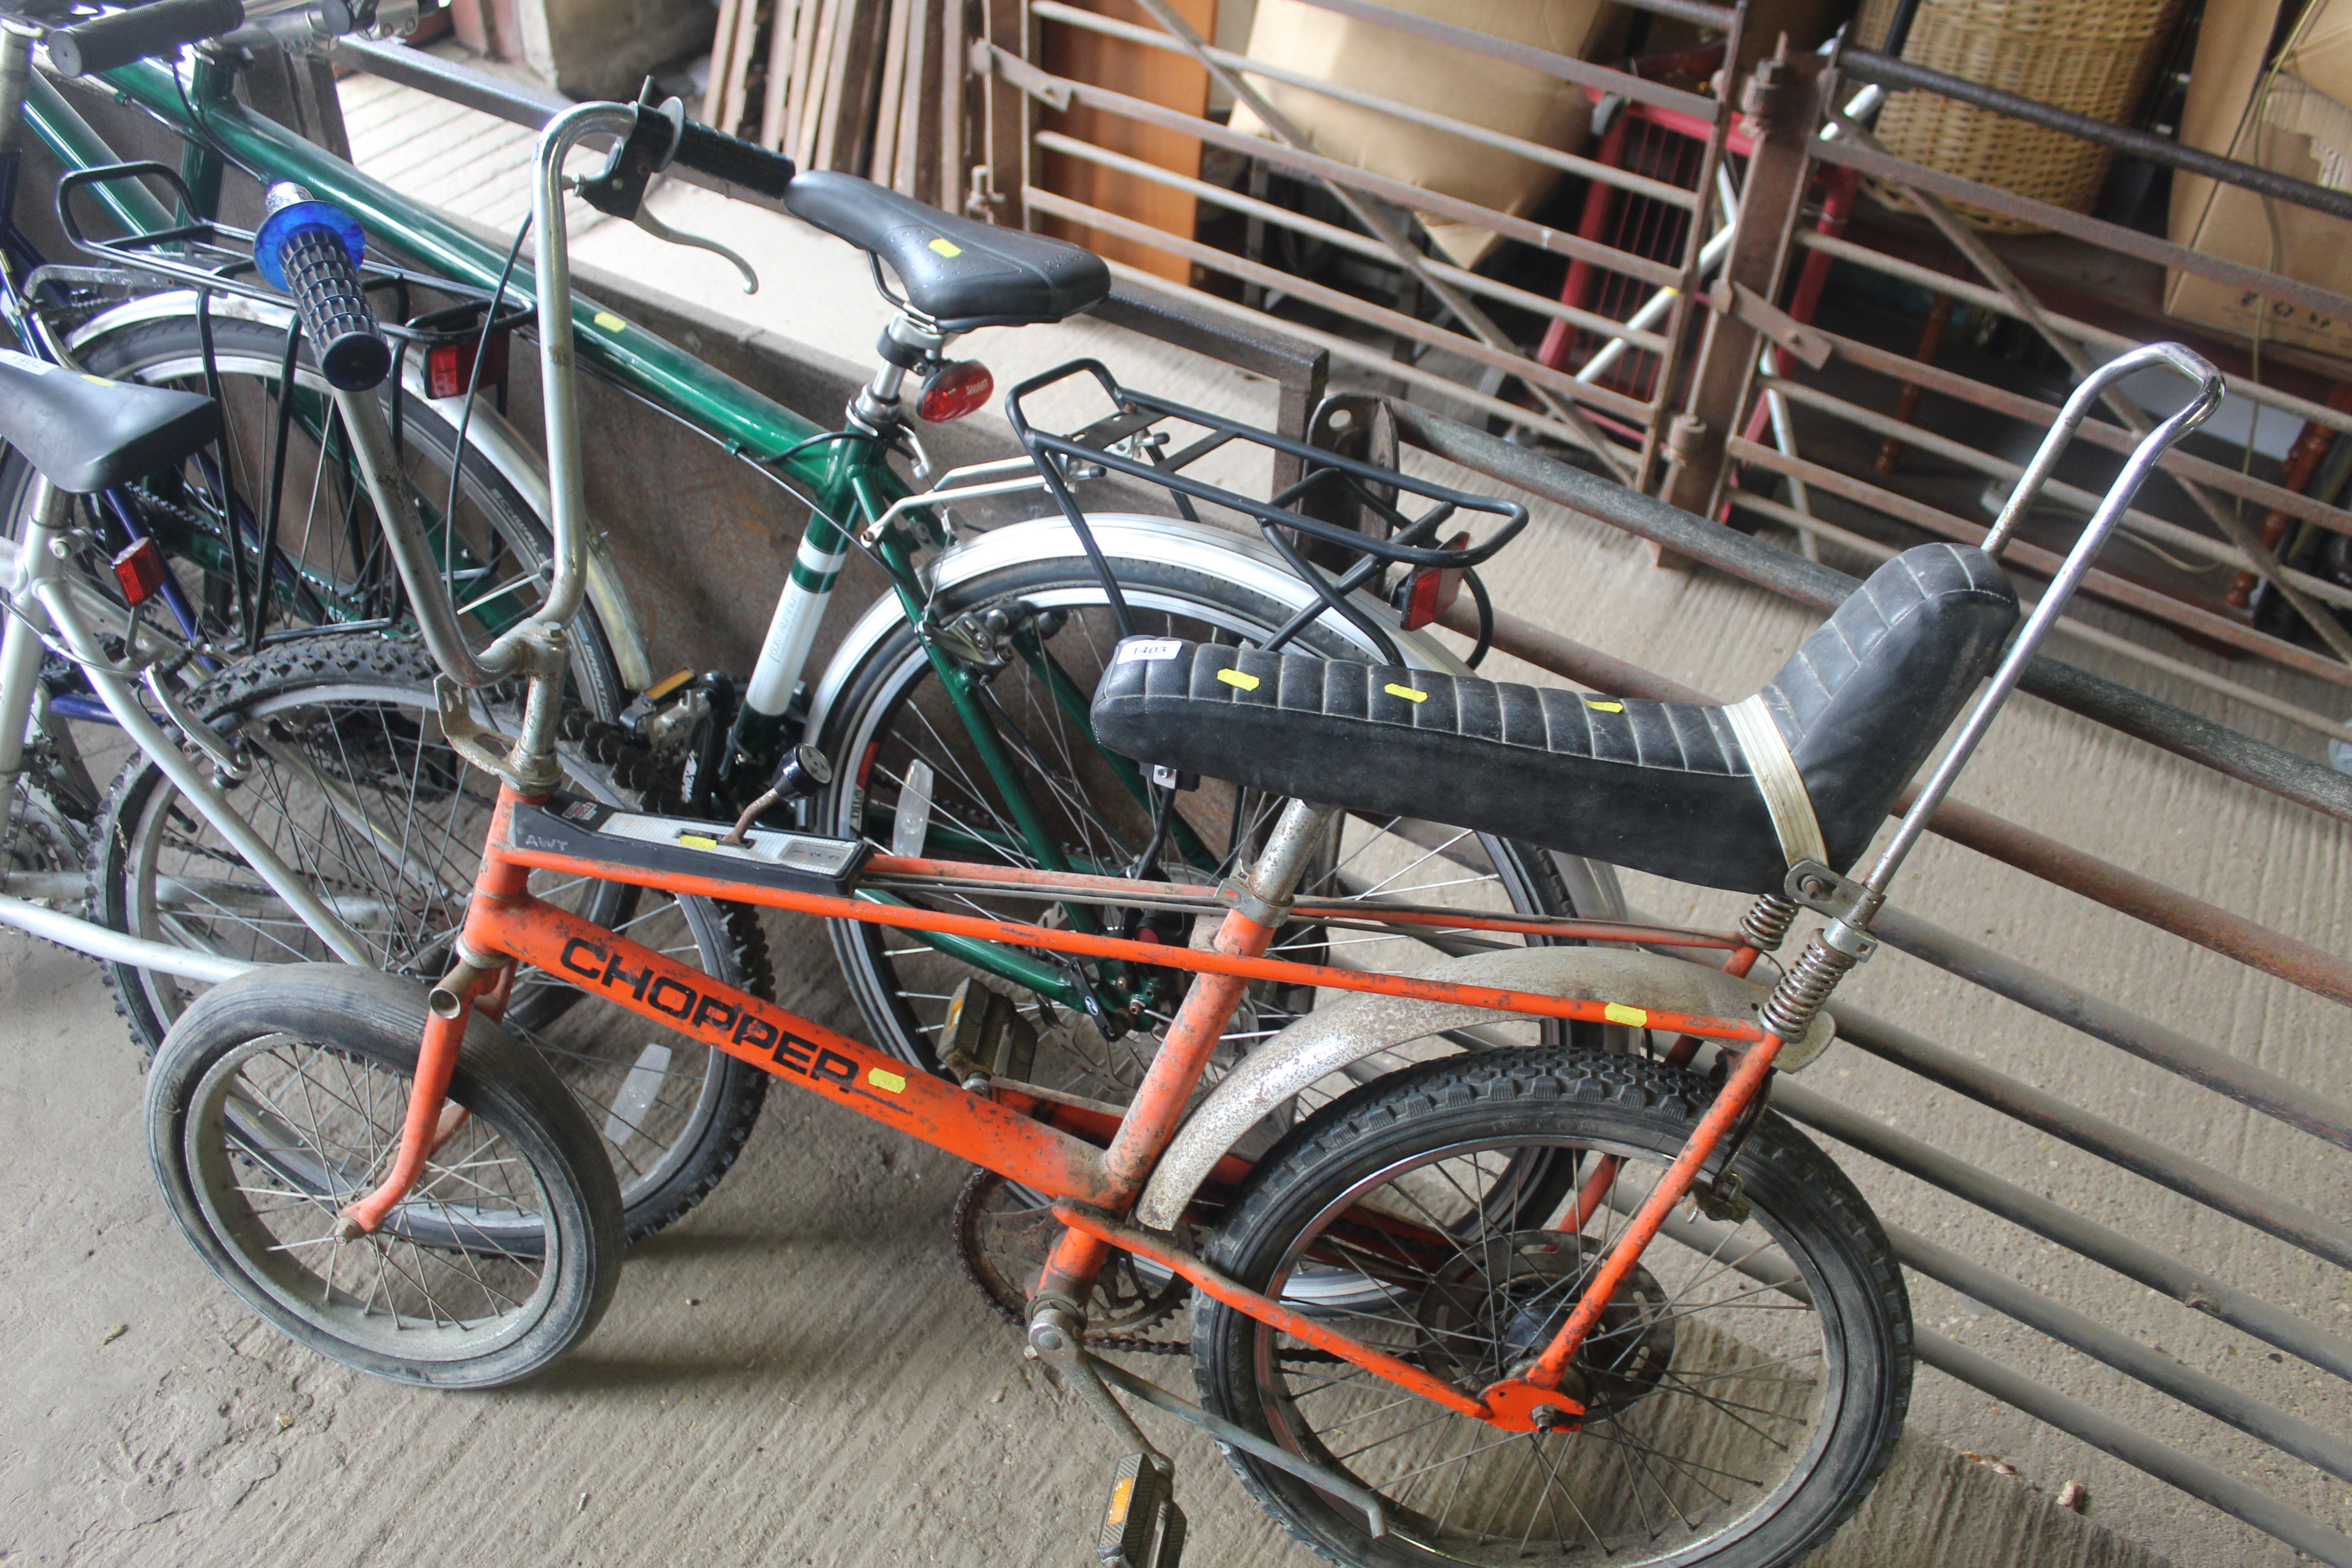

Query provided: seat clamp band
[1216,879,1291,929]
[1725,694,1828,870]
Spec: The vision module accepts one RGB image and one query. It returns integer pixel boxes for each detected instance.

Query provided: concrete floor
[6,64,2350,1568]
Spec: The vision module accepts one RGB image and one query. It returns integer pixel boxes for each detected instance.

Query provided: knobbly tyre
[0,10,794,1246]
[125,63,2229,1568]
[0,0,1636,1229]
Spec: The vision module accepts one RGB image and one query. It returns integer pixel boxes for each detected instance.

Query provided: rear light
[917,360,993,422]
[426,331,509,400]
[1392,532,1470,630]
[112,538,165,607]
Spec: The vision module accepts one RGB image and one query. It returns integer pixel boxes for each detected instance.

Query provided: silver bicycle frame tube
[0,475,372,969]
[520,104,635,647]
[333,101,627,695]
[1863,342,2224,898]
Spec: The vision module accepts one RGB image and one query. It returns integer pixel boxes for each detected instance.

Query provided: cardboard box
[1228,0,1627,268]
[2166,0,2352,357]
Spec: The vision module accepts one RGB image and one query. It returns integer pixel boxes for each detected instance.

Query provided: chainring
[950,1167,1190,1352]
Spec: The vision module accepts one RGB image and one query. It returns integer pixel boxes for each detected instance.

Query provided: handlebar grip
[257,185,390,392]
[48,0,246,77]
[669,120,796,200]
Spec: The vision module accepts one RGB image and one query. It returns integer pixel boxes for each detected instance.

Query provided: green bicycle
[4,10,1626,1243]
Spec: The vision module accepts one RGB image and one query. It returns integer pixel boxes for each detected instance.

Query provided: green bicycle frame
[41,56,1191,1014]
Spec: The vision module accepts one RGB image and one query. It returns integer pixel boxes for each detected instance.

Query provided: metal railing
[1374,398,2352,1566]
[1681,41,2352,753]
[973,0,1744,492]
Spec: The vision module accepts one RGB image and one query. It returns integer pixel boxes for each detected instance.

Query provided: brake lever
[632,204,759,294]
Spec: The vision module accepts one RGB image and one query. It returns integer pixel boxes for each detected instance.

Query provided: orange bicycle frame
[346,784,1782,1432]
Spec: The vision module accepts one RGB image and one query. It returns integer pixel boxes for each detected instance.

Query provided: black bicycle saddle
[783,172,1111,333]
[1090,544,2021,896]
[0,346,220,495]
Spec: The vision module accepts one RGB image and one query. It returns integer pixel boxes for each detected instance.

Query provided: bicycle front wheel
[1193,1046,1913,1568]
[814,544,1589,1107]
[146,964,624,1388]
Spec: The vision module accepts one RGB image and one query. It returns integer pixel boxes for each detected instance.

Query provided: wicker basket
[1857,0,2182,233]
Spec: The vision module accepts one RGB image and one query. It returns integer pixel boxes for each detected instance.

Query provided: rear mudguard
[1131,945,1831,1230]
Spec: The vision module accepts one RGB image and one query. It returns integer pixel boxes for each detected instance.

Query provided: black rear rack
[1004,358,1524,663]
[49,160,533,351]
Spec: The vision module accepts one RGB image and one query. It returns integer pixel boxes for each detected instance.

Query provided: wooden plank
[760,0,799,150]
[704,0,744,125]
[981,0,1024,225]
[939,0,965,210]
[892,0,931,196]
[1034,0,1212,277]
[798,0,845,166]
[872,0,912,183]
[785,0,827,164]
[826,0,890,175]
[716,0,765,136]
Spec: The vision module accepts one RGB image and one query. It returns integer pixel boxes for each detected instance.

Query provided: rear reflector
[112,537,166,607]
[917,360,994,422]
[426,332,509,400]
[1393,532,1470,630]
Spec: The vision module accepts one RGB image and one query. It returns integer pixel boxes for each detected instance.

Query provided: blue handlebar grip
[255,184,388,393]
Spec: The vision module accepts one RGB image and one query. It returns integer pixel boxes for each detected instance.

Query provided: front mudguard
[1131,946,1831,1230]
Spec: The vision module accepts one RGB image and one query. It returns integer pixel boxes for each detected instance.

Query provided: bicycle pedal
[1097,1452,1184,1568]
[941,977,1039,1086]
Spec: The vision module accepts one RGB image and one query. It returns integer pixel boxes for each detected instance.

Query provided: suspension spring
[1738,893,1800,952]
[1759,931,1859,1042]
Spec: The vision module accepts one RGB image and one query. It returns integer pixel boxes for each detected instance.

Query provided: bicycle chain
[950,1166,1192,1355]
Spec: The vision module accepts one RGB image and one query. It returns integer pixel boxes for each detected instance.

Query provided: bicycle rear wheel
[815,546,1591,1112]
[1193,1046,1912,1568]
[52,308,624,715]
[93,632,770,1239]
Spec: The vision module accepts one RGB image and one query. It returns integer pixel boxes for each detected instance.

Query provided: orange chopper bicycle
[136,93,2225,1568]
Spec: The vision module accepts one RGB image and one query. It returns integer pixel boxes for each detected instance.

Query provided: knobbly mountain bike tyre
[1193,1045,1912,1568]
[92,632,771,1240]
[815,550,1585,1102]
[146,963,623,1388]
[44,310,625,716]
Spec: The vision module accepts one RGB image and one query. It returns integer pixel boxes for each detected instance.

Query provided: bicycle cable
[438,211,533,625]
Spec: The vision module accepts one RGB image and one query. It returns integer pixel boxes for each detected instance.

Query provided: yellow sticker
[868,1068,908,1093]
[1384,683,1428,703]
[929,237,963,258]
[592,311,627,332]
[1603,1002,1649,1028]
[81,373,113,387]
[677,834,717,850]
[1217,668,1261,692]
[1585,700,1625,713]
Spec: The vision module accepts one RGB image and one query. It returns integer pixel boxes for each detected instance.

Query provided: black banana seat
[784,172,1111,333]
[0,346,220,495]
[1090,543,2021,895]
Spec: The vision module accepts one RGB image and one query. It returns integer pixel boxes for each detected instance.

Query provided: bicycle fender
[1130,946,1833,1231]
[802,512,1455,739]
